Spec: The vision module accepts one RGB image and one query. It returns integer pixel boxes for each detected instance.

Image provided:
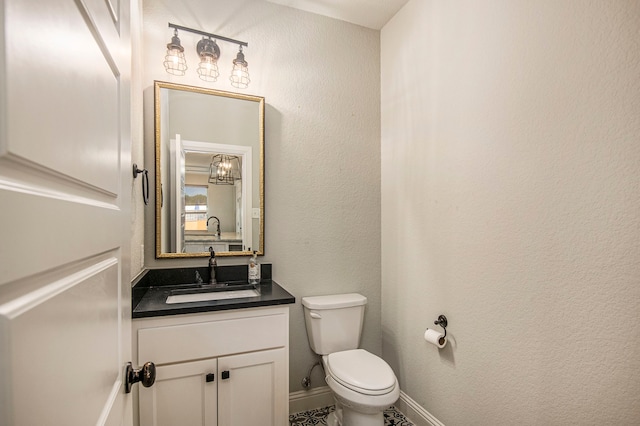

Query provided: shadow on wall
[382,326,404,384]
[382,325,456,389]
[265,104,282,166]
[437,335,456,366]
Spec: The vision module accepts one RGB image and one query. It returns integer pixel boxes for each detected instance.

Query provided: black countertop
[132,266,295,319]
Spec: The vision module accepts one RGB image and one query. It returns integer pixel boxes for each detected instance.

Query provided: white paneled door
[0,0,132,425]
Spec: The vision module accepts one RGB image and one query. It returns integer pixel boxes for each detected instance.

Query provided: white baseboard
[289,386,334,414]
[396,391,445,426]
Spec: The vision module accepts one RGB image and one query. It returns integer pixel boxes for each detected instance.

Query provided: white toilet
[302,293,400,426]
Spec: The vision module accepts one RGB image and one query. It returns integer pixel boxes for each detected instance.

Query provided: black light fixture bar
[168,23,248,48]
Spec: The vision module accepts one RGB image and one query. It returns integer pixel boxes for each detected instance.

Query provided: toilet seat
[326,349,397,396]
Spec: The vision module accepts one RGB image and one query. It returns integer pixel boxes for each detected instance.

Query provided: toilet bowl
[323,350,400,426]
[302,294,400,426]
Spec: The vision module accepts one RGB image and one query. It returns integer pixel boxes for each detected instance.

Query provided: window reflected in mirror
[184,185,207,232]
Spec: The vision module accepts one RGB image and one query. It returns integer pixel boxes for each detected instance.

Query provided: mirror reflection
[154,81,264,258]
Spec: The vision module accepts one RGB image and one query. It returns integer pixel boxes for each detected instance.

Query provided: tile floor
[289,405,415,425]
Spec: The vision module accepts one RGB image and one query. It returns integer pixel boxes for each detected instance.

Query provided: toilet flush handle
[309,312,322,319]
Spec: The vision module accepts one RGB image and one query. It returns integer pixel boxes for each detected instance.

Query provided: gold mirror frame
[154,81,264,258]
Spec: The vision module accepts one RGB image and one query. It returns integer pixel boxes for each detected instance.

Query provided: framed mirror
[154,81,264,258]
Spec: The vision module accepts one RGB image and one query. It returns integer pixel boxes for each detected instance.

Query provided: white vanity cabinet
[132,305,289,426]
[184,241,227,253]
[183,242,244,253]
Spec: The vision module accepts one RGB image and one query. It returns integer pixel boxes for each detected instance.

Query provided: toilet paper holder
[434,315,448,338]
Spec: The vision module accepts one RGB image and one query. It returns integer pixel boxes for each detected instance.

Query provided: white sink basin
[166,289,260,304]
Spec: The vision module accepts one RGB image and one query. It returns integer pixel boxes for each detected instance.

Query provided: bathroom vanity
[135,81,292,424]
[131,267,295,426]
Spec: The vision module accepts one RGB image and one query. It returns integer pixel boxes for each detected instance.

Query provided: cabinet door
[139,359,218,426]
[218,348,288,426]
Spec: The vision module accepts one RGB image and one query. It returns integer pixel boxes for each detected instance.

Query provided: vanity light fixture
[163,29,187,75]
[164,23,250,88]
[230,46,250,89]
[196,37,220,82]
[208,154,241,185]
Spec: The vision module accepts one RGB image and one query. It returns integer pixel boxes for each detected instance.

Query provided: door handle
[221,370,230,380]
[125,361,156,393]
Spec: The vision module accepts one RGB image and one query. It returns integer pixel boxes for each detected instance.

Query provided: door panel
[0,0,131,424]
[2,257,119,425]
[5,0,121,194]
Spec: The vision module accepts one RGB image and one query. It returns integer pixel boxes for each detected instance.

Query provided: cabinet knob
[206,373,215,382]
[221,370,230,380]
[125,361,156,393]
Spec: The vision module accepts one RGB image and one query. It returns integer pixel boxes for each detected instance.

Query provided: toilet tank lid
[302,293,367,309]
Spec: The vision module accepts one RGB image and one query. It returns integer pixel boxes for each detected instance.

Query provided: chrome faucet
[207,216,221,238]
[208,247,217,285]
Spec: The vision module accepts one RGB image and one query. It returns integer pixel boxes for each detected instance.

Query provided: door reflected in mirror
[154,81,264,258]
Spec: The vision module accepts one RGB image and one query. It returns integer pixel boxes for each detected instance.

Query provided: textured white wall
[139,0,381,392]
[381,1,640,424]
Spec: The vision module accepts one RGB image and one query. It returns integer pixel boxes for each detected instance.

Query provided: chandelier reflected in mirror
[209,154,241,185]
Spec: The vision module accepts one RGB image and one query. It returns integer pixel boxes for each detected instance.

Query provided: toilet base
[329,402,384,426]
[342,407,384,426]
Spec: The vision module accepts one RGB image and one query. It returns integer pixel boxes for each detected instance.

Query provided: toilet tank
[301,293,367,355]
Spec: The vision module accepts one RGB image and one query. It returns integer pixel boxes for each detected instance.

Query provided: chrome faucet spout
[208,247,217,285]
[207,216,221,238]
